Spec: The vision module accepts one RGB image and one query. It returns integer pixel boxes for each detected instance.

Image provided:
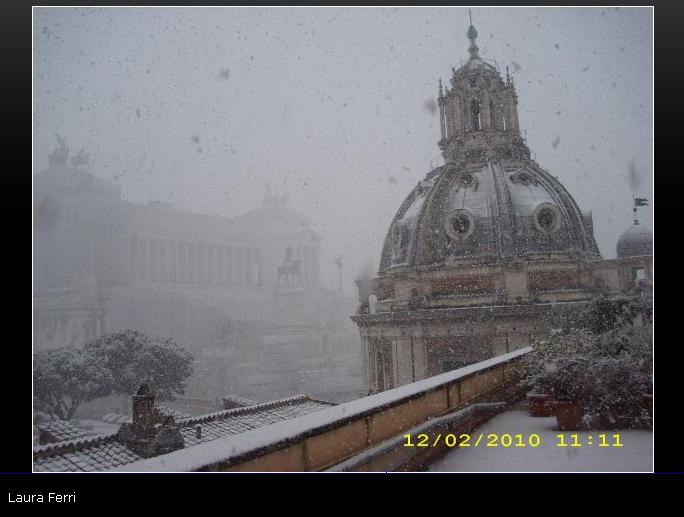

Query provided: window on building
[452,214,470,234]
[376,340,394,391]
[533,203,561,233]
[537,208,555,229]
[471,100,481,130]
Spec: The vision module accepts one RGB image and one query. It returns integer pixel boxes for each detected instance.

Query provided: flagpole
[632,191,637,224]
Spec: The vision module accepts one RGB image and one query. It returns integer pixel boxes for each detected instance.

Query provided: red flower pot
[554,400,583,430]
[527,393,554,417]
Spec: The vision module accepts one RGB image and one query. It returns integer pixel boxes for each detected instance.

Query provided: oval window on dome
[533,203,561,233]
[445,209,475,240]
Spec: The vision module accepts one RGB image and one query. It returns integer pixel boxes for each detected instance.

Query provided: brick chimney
[132,383,156,436]
[117,383,184,458]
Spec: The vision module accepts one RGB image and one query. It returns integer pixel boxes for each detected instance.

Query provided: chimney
[132,383,156,435]
[117,384,185,458]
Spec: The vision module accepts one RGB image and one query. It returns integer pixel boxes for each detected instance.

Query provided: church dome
[378,20,601,274]
[379,160,601,272]
[617,222,652,258]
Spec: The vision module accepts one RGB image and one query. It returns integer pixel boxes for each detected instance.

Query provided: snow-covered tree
[34,346,113,420]
[83,330,193,401]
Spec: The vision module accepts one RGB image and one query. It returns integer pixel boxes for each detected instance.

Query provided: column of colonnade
[129,233,264,288]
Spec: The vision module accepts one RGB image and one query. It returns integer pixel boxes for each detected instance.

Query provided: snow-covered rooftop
[36,420,88,444]
[33,395,334,472]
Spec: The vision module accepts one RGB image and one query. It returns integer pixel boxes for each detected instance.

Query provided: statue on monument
[277,246,302,288]
[48,134,70,168]
[47,135,90,170]
[70,148,90,169]
[261,181,289,208]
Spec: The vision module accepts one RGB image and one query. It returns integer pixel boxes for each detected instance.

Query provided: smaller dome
[617,223,652,258]
[456,58,498,74]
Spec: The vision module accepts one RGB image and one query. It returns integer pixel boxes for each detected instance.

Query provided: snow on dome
[379,161,601,272]
[378,19,601,273]
[617,222,652,258]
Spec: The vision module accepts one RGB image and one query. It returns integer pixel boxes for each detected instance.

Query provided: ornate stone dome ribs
[378,158,601,274]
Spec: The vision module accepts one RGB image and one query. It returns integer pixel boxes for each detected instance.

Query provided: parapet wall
[111,347,531,472]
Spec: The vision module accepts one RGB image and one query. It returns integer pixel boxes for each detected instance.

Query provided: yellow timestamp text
[403,433,624,448]
[403,433,542,448]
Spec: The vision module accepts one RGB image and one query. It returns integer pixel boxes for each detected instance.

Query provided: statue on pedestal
[48,134,69,168]
[277,246,302,288]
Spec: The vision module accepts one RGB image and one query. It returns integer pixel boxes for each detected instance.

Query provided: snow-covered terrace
[427,406,653,472]
[110,347,531,472]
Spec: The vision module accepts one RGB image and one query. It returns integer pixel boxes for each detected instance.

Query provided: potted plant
[522,328,593,428]
[526,391,554,417]
[547,356,589,430]
[587,360,651,428]
[523,297,654,430]
[554,401,583,430]
[580,316,653,429]
[582,357,650,429]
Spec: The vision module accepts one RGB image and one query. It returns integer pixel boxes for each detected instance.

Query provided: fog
[33,7,653,292]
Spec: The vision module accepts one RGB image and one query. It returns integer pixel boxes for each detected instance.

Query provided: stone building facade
[34,147,322,350]
[352,22,653,394]
[34,143,362,404]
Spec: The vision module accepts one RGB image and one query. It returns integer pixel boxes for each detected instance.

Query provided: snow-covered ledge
[110,347,531,472]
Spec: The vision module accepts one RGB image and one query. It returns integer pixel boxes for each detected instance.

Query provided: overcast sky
[33,7,653,292]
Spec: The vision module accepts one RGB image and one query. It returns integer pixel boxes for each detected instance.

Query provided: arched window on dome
[471,100,481,131]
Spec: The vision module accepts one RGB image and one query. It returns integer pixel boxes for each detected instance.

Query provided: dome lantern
[437,18,527,166]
